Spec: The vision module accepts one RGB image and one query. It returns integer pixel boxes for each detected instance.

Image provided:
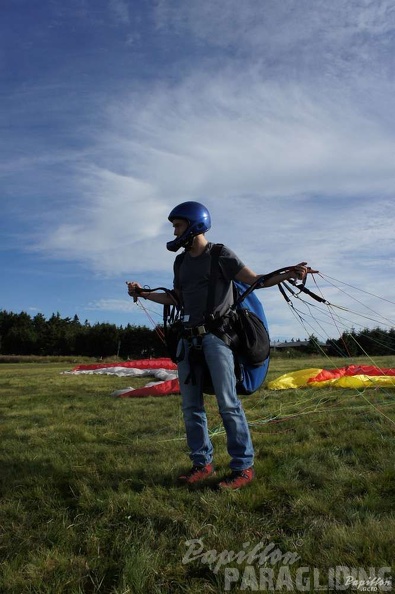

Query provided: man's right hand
[126,281,144,302]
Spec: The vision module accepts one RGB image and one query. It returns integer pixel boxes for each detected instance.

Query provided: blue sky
[1,0,394,341]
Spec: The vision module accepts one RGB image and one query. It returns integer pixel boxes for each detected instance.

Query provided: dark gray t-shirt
[173,242,245,327]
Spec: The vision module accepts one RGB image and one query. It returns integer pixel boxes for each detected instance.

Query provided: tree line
[325,327,395,358]
[0,310,394,359]
[0,310,168,359]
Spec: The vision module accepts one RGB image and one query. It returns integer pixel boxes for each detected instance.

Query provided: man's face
[172,218,188,237]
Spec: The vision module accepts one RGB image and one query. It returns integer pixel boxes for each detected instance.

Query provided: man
[127,201,313,490]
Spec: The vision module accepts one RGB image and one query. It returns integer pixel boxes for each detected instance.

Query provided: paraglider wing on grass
[66,360,395,395]
[65,358,180,397]
[268,365,395,390]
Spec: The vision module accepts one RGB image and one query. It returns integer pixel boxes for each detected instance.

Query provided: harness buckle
[183,324,208,337]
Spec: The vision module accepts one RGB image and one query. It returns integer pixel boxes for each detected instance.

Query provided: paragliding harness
[135,255,321,394]
[165,244,271,395]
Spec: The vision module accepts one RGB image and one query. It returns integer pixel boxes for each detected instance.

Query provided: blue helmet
[166,201,211,252]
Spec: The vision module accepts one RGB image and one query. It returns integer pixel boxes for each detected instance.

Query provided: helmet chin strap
[183,236,194,251]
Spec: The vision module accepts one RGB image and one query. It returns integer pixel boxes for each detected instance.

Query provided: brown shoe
[178,464,215,485]
[218,467,255,490]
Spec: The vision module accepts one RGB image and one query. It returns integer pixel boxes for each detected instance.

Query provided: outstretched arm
[235,262,318,287]
[126,282,179,305]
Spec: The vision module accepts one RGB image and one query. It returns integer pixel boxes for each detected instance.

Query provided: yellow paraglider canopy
[268,365,395,390]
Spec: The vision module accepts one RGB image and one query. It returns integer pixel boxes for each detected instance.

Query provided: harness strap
[205,243,224,320]
[184,336,205,385]
[182,325,209,337]
[233,267,299,306]
[283,280,330,304]
[278,282,292,304]
[183,243,224,385]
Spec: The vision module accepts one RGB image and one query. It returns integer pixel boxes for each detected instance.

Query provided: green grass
[0,356,394,593]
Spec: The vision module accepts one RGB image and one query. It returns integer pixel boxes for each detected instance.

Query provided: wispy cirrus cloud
[33,68,395,282]
[154,0,395,77]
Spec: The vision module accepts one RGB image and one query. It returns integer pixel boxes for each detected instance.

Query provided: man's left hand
[292,262,319,281]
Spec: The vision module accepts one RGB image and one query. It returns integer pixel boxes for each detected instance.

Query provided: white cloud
[87,298,134,313]
[154,0,395,76]
[34,69,395,287]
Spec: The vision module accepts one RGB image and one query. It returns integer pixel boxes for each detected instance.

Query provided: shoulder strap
[205,243,224,320]
[173,251,186,297]
[174,251,186,273]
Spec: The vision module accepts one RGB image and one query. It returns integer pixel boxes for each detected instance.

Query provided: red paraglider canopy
[66,358,180,397]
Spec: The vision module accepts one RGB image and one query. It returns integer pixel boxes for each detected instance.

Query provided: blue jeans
[177,333,254,471]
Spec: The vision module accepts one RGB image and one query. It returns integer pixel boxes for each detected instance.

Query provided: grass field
[0,356,394,593]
